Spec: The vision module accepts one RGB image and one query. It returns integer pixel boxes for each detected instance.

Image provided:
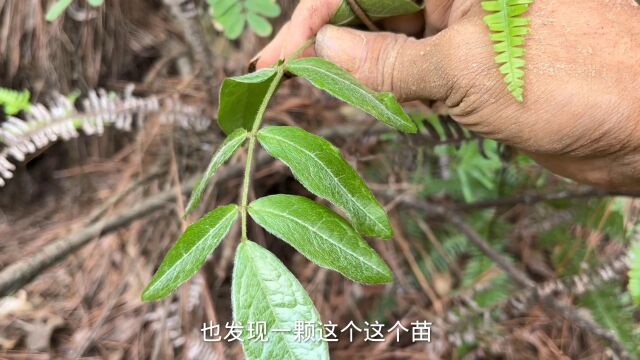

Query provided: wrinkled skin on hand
[257,0,640,191]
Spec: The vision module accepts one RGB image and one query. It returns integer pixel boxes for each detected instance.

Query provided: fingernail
[248,53,261,73]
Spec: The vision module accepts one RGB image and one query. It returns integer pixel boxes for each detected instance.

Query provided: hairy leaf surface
[331,0,423,25]
[249,195,393,284]
[258,126,392,239]
[232,241,329,360]
[185,129,248,216]
[218,69,278,135]
[482,0,533,102]
[286,58,417,133]
[142,205,239,301]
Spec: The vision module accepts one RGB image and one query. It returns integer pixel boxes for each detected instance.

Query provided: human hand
[256,0,640,191]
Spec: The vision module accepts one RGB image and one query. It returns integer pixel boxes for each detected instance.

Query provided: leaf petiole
[239,64,285,241]
[283,37,317,67]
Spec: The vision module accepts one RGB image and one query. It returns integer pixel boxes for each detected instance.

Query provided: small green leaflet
[46,0,103,21]
[286,58,417,133]
[185,129,248,216]
[218,68,278,135]
[258,126,393,239]
[0,88,30,115]
[209,0,281,40]
[629,241,640,305]
[482,0,533,102]
[142,205,239,301]
[331,0,424,25]
[46,0,73,21]
[232,241,329,360]
[249,195,393,284]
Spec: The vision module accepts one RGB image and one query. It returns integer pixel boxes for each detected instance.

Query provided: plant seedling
[142,48,417,358]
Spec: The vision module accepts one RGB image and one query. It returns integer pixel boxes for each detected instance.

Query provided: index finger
[255,0,342,69]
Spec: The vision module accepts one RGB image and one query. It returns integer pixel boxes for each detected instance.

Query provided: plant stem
[240,66,285,241]
[283,38,316,67]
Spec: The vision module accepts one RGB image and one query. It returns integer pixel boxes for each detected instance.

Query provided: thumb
[314,25,457,102]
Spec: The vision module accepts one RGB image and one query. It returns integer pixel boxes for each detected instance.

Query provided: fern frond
[579,285,640,358]
[0,86,210,186]
[446,255,633,347]
[0,88,31,115]
[162,99,211,132]
[629,241,640,305]
[481,0,533,102]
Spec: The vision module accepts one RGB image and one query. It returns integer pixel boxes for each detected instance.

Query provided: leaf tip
[400,122,418,134]
[380,273,394,284]
[141,285,162,302]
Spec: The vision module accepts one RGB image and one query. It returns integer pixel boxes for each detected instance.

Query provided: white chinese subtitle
[201,320,432,343]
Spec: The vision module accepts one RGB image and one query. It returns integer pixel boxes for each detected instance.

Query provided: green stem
[283,38,316,67]
[240,65,285,241]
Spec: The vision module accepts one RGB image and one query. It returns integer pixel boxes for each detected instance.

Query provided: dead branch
[163,0,216,94]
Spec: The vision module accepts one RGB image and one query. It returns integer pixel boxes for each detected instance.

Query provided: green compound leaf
[46,0,73,21]
[210,0,236,15]
[185,129,249,216]
[245,0,281,17]
[232,241,329,360]
[258,126,392,239]
[142,205,239,301]
[482,0,533,102]
[249,195,393,284]
[286,57,417,133]
[246,12,273,37]
[214,2,246,40]
[209,0,281,40]
[331,0,424,26]
[629,241,640,305]
[218,68,278,135]
[0,88,30,115]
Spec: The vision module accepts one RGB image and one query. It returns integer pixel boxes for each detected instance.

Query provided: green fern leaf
[580,285,640,358]
[481,0,533,102]
[0,88,31,115]
[629,241,640,305]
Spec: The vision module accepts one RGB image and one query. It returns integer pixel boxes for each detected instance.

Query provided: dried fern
[482,0,533,102]
[0,86,210,186]
[0,88,31,115]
